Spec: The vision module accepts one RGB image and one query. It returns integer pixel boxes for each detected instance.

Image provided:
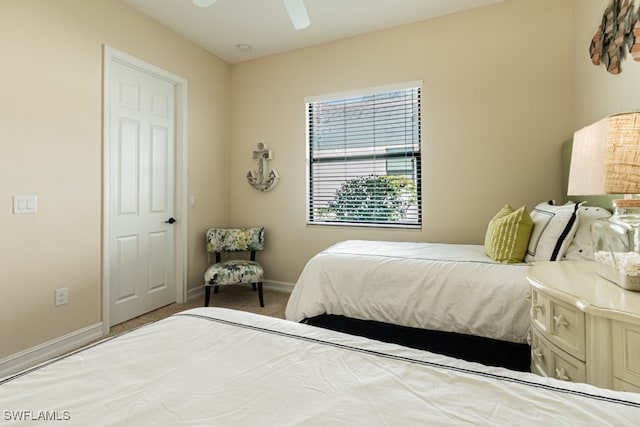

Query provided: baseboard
[0,322,104,380]
[263,279,295,293]
[187,280,294,302]
[0,281,294,380]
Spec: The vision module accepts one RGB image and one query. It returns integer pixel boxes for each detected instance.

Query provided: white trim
[263,280,295,294]
[102,45,189,335]
[187,285,206,302]
[305,80,423,103]
[0,323,103,380]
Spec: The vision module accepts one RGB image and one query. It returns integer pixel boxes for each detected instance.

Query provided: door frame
[102,45,188,334]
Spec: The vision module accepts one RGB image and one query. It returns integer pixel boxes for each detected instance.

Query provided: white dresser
[526,261,640,391]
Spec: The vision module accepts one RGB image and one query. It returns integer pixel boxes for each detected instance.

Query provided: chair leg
[204,285,211,307]
[251,283,257,291]
[214,285,219,294]
[257,282,264,307]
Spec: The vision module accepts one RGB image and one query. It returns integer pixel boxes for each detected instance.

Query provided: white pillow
[563,204,611,261]
[525,201,581,262]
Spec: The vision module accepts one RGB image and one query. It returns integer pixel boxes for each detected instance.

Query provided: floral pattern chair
[204,227,265,307]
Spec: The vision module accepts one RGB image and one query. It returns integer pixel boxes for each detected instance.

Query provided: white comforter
[2,308,639,426]
[286,240,532,343]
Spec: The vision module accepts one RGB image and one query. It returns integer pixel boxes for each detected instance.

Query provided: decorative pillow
[525,201,581,262]
[563,204,611,261]
[484,204,533,263]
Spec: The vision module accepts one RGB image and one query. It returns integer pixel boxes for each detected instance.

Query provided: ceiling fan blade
[192,0,219,7]
[283,0,310,30]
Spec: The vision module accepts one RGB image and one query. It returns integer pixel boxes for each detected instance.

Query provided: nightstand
[526,261,640,391]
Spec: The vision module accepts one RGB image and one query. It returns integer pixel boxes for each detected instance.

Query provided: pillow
[525,201,581,262]
[484,204,533,263]
[563,204,611,261]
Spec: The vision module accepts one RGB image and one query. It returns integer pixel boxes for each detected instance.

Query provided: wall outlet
[54,288,69,306]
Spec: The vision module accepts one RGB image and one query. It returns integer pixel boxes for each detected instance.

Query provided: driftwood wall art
[590,0,640,74]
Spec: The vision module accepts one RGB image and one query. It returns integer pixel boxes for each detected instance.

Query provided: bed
[286,240,531,342]
[285,240,532,370]
[285,201,608,371]
[2,307,639,425]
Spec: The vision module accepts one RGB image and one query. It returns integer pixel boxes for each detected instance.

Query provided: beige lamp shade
[568,112,640,196]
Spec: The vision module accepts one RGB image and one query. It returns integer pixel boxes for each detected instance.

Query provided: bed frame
[305,314,531,372]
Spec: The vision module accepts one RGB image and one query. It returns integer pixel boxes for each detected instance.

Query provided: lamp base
[591,199,640,291]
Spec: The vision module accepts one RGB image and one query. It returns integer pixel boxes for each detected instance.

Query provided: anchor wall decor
[247,142,280,192]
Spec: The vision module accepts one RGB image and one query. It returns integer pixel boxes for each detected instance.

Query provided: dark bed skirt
[304,314,531,372]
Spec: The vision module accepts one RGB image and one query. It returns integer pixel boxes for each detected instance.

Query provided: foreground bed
[286,240,532,369]
[2,307,639,425]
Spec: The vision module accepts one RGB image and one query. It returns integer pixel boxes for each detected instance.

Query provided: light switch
[13,195,38,214]
[188,194,196,207]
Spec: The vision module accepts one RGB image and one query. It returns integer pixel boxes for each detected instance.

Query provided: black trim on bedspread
[305,314,531,372]
[176,312,640,409]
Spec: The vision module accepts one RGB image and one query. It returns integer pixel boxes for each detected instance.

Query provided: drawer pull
[555,367,570,381]
[533,347,544,360]
[553,315,569,328]
[530,304,544,319]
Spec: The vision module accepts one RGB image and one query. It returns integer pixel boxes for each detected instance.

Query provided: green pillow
[484,204,533,263]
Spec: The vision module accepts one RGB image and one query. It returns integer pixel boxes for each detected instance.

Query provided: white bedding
[2,307,639,426]
[286,240,531,343]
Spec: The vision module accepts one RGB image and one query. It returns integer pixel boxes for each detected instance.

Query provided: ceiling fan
[192,0,311,30]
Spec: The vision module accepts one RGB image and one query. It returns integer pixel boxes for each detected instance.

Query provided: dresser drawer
[613,378,640,393]
[530,288,551,333]
[612,320,640,389]
[530,328,587,383]
[531,288,586,359]
[530,327,552,376]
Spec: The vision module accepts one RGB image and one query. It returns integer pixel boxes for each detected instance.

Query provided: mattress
[1,307,639,426]
[286,240,531,343]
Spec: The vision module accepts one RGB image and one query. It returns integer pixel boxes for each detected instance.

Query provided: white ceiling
[122,0,507,63]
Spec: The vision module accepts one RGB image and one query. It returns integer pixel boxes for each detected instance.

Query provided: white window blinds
[306,83,422,227]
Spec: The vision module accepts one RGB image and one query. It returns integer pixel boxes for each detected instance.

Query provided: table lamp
[568,112,640,290]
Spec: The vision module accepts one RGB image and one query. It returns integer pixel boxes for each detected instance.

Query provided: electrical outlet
[54,288,69,307]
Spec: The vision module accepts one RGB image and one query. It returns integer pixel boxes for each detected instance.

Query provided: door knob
[165,217,176,224]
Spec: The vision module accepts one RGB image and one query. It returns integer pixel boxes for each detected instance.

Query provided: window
[306,82,422,227]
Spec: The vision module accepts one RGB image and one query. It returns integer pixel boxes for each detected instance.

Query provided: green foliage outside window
[319,174,417,223]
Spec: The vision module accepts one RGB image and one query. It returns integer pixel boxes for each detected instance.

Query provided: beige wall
[229,0,575,284]
[4,0,623,361]
[573,0,640,127]
[0,0,229,358]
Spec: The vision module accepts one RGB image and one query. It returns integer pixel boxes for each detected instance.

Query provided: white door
[107,60,176,326]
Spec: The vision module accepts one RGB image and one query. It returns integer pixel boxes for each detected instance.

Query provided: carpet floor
[107,286,291,338]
